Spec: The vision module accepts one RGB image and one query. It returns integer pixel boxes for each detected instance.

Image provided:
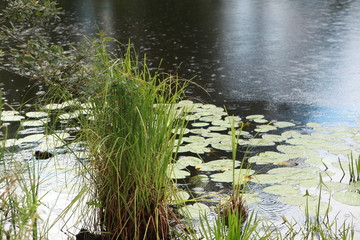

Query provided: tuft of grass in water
[78,36,187,239]
[348,153,360,183]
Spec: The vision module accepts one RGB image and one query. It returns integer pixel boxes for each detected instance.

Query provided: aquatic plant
[78,37,187,239]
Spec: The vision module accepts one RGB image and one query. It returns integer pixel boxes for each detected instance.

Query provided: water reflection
[3,0,360,124]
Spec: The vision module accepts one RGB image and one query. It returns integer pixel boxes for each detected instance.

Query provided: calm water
[55,0,360,124]
[2,0,360,124]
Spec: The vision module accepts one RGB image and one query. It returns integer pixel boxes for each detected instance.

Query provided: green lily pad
[182,136,207,143]
[199,115,222,122]
[19,134,45,143]
[211,142,233,151]
[25,111,48,118]
[210,169,254,183]
[190,128,211,135]
[199,159,240,171]
[273,121,296,128]
[21,119,48,127]
[246,115,264,120]
[208,126,228,132]
[170,190,190,203]
[263,184,299,196]
[185,115,201,121]
[254,125,277,133]
[262,134,288,142]
[1,115,25,121]
[166,167,191,179]
[349,181,360,191]
[248,151,290,164]
[180,203,210,219]
[192,122,210,127]
[251,174,285,184]
[171,128,190,135]
[176,156,203,169]
[332,191,360,206]
[322,182,350,192]
[59,112,80,120]
[0,139,20,148]
[243,138,275,146]
[281,130,302,139]
[253,118,268,124]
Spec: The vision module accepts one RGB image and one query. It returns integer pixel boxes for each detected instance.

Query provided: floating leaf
[25,111,48,118]
[182,136,207,143]
[322,182,350,192]
[251,174,285,184]
[1,115,25,121]
[246,115,264,120]
[200,159,240,171]
[273,121,295,128]
[166,167,190,179]
[248,151,290,164]
[190,128,210,135]
[243,138,275,146]
[210,169,255,183]
[176,156,203,169]
[254,125,277,133]
[192,122,209,127]
[170,190,190,203]
[332,191,360,206]
[21,119,48,127]
[253,118,268,124]
[208,126,228,132]
[281,130,302,139]
[180,203,210,219]
[263,184,299,196]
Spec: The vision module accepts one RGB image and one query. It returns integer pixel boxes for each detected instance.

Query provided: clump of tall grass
[78,37,187,239]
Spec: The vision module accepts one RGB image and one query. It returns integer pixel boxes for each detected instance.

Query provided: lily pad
[170,190,190,203]
[208,126,228,132]
[200,159,240,171]
[176,156,203,169]
[1,115,25,121]
[182,136,207,143]
[21,119,48,127]
[248,151,290,164]
[254,125,277,133]
[251,174,285,184]
[246,114,264,120]
[263,184,299,196]
[322,182,350,192]
[243,138,275,147]
[253,118,268,124]
[180,203,210,219]
[166,167,190,179]
[211,142,233,151]
[332,191,360,206]
[192,122,210,127]
[25,111,48,118]
[273,121,296,128]
[210,169,255,183]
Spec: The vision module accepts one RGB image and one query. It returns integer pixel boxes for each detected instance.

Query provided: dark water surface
[2,0,360,124]
[55,0,360,124]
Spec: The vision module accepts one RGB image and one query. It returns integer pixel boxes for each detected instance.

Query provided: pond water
[56,0,360,123]
[1,0,360,238]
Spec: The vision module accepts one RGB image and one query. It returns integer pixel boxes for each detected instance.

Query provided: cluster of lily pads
[1,99,360,224]
[167,100,360,220]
